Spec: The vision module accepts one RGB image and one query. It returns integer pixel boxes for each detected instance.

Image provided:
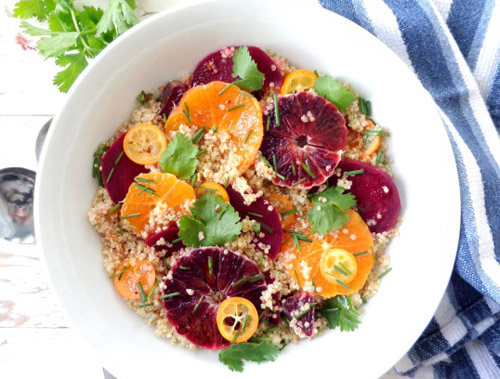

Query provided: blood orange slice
[162,247,267,350]
[260,92,347,189]
[283,292,316,337]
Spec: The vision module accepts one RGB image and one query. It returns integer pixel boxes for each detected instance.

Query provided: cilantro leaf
[159,133,198,180]
[178,193,242,247]
[96,0,139,36]
[314,75,356,112]
[37,32,79,58]
[218,343,280,372]
[319,296,360,332]
[13,0,50,21]
[232,46,264,92]
[20,20,55,36]
[308,186,356,236]
[53,53,88,93]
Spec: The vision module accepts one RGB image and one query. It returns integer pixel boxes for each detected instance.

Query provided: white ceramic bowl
[35,0,461,377]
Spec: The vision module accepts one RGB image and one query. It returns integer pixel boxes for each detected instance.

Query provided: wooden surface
[0,1,401,378]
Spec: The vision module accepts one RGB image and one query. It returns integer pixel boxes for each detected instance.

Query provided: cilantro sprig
[159,133,199,180]
[178,193,242,247]
[218,342,280,372]
[319,296,361,332]
[308,186,356,236]
[14,0,139,92]
[231,46,264,92]
[314,75,356,112]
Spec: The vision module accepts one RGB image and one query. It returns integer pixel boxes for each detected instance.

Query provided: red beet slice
[162,247,267,350]
[145,226,183,257]
[260,92,347,189]
[189,46,283,95]
[226,187,283,259]
[101,134,148,203]
[283,292,316,338]
[157,81,186,120]
[330,160,401,233]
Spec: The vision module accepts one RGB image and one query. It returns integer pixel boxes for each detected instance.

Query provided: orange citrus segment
[165,81,263,174]
[196,181,229,203]
[120,172,195,235]
[113,258,156,300]
[283,209,374,298]
[360,119,380,158]
[123,123,167,165]
[280,69,317,95]
[216,297,258,343]
[267,193,296,230]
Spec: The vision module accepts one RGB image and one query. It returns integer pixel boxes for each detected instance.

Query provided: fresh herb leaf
[308,186,356,235]
[92,142,108,186]
[95,0,138,36]
[319,295,360,332]
[178,193,242,247]
[314,75,356,112]
[358,97,371,116]
[159,133,199,180]
[362,124,389,149]
[232,46,265,92]
[53,52,89,93]
[218,343,280,372]
[14,0,51,21]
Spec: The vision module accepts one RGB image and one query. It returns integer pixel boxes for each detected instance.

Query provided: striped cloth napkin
[318,0,500,377]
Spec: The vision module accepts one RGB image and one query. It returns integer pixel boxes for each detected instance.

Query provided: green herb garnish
[319,296,360,331]
[378,267,392,279]
[314,75,356,112]
[358,97,371,116]
[183,103,192,123]
[159,133,199,180]
[106,203,120,216]
[159,292,180,299]
[344,169,365,177]
[192,294,204,314]
[273,93,280,126]
[228,103,245,112]
[218,343,280,372]
[231,46,265,92]
[244,129,252,144]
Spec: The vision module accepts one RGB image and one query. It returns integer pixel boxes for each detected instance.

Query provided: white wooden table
[0,1,402,377]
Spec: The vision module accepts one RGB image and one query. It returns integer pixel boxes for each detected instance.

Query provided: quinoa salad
[88,46,401,371]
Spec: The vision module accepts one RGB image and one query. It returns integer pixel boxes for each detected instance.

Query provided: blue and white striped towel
[319,0,500,377]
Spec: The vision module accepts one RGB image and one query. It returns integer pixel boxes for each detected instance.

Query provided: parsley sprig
[218,342,280,372]
[178,193,242,247]
[308,186,356,236]
[14,0,139,92]
[319,296,361,332]
[231,46,264,92]
[159,133,199,180]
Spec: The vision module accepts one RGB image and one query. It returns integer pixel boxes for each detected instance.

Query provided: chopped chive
[280,208,297,216]
[228,103,245,112]
[137,282,148,304]
[248,211,263,218]
[190,173,197,187]
[241,314,249,333]
[208,257,213,275]
[230,330,240,346]
[301,162,316,179]
[196,149,207,157]
[191,127,206,144]
[139,303,153,308]
[179,266,190,270]
[218,82,235,95]
[276,172,285,180]
[273,93,280,126]
[259,222,273,234]
[135,183,160,197]
[292,177,307,187]
[359,98,371,116]
[372,246,377,265]
[353,251,368,257]
[211,125,218,132]
[224,176,229,189]
[362,297,367,304]
[378,267,392,279]
[296,302,318,320]
[272,153,277,171]
[312,278,317,294]
[339,262,352,275]
[136,177,156,184]
[362,130,390,137]
[163,257,169,271]
[252,222,261,234]
[260,154,273,169]
[162,113,167,123]
[259,252,263,270]
[291,161,296,176]
[335,279,350,290]
[259,310,268,321]
[183,103,192,123]
[198,186,217,192]
[282,235,292,246]
[114,151,124,166]
[282,317,290,327]
[244,129,252,144]
[314,69,319,77]
[106,203,120,216]
[292,81,295,94]
[334,265,348,276]
[172,237,182,244]
[375,150,385,166]
[231,274,265,287]
[159,292,180,299]
[192,294,204,314]
[344,169,365,177]
[110,265,128,280]
[294,270,301,286]
[239,91,253,98]
[120,213,140,220]
[266,116,270,131]
[263,327,279,334]
[283,230,312,242]
[250,336,272,343]
[116,230,124,235]
[291,235,300,252]
[147,280,159,299]
[106,167,115,184]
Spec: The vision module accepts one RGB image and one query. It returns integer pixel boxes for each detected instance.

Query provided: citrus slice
[216,297,259,343]
[319,248,357,284]
[280,69,317,95]
[120,172,195,235]
[113,258,156,300]
[123,123,167,165]
[283,209,374,298]
[165,81,263,174]
[196,181,229,203]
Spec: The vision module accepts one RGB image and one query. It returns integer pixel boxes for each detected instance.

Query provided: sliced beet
[330,160,401,233]
[262,271,281,326]
[189,46,283,96]
[226,187,283,259]
[157,81,186,120]
[101,134,148,203]
[145,226,183,257]
[260,92,347,189]
[282,292,316,338]
[162,247,267,350]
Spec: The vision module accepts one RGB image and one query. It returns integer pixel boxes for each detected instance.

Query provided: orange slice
[113,258,156,300]
[120,172,195,235]
[165,81,263,174]
[280,69,317,95]
[283,209,374,298]
[123,123,167,165]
